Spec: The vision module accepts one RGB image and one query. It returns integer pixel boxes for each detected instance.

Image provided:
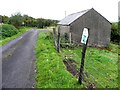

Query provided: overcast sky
[118,1,120,17]
[0,0,119,22]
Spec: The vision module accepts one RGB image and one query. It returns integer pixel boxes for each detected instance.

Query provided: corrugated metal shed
[58,9,90,25]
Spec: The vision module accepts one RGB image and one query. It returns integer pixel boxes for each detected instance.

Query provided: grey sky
[0,0,119,22]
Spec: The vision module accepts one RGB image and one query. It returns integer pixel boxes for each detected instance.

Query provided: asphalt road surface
[2,29,48,88]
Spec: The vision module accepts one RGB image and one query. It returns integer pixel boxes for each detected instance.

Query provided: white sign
[81,28,89,44]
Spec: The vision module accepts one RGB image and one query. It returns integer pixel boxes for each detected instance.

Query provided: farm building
[58,8,111,47]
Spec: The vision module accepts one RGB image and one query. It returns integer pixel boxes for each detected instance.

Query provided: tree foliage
[0,13,58,29]
[9,13,23,29]
[0,15,9,24]
[111,21,120,42]
[36,18,58,28]
[22,15,37,27]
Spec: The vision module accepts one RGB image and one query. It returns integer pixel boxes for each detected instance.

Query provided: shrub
[0,24,19,39]
[111,22,120,42]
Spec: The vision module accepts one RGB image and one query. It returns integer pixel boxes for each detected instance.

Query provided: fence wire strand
[52,31,118,88]
[59,38,118,88]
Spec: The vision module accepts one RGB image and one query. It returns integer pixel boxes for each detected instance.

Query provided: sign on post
[78,28,89,85]
[81,28,89,44]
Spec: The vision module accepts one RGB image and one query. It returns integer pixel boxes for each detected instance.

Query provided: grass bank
[35,32,84,88]
[35,32,118,88]
[0,27,31,46]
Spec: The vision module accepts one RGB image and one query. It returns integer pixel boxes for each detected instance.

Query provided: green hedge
[111,22,120,42]
[0,24,19,39]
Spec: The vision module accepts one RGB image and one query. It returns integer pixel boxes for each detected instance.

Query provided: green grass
[35,32,118,88]
[107,42,119,53]
[61,45,118,88]
[35,32,84,88]
[0,27,32,46]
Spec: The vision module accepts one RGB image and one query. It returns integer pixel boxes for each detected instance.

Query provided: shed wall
[70,9,111,47]
[59,25,70,35]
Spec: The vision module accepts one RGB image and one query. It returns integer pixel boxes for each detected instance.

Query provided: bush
[0,24,19,39]
[111,22,120,42]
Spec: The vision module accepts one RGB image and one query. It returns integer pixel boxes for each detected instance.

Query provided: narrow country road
[2,29,48,88]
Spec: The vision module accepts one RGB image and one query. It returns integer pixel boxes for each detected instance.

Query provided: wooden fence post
[69,32,71,44]
[57,26,61,53]
[78,42,88,84]
[53,28,57,49]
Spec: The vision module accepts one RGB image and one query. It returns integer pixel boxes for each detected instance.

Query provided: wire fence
[57,34,118,88]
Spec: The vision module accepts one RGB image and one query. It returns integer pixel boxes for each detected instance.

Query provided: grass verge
[35,32,84,88]
[0,27,31,46]
[35,32,118,88]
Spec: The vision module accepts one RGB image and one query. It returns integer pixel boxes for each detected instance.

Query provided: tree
[2,15,9,24]
[111,22,120,42]
[9,12,23,28]
[23,15,37,27]
[22,15,29,26]
[37,18,45,28]
[1,13,58,28]
[36,18,58,28]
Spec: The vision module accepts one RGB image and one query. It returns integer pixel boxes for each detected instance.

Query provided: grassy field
[0,27,32,46]
[35,32,118,88]
[62,46,118,88]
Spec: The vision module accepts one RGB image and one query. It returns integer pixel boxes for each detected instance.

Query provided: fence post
[69,32,71,44]
[57,26,61,53]
[53,28,57,49]
[78,28,89,84]
[78,38,88,84]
